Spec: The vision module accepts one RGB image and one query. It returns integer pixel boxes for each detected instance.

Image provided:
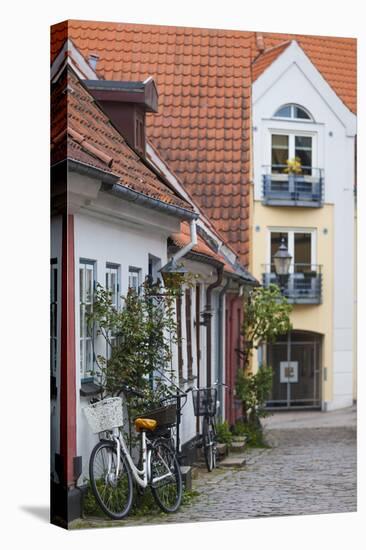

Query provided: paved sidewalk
[74,408,357,529]
[262,405,357,430]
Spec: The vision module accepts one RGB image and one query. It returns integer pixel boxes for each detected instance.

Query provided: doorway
[266,331,322,409]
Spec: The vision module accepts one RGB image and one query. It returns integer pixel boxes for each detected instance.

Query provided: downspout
[171,219,197,263]
[218,277,231,421]
[206,265,224,387]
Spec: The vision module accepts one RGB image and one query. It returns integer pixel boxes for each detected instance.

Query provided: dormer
[84,77,158,156]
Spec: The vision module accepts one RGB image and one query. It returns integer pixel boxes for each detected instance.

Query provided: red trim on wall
[60,214,77,486]
[225,295,244,426]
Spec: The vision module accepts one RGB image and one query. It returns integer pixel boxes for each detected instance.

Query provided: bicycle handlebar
[117,384,145,399]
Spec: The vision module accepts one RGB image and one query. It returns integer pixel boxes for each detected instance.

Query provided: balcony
[262,264,322,304]
[262,165,324,207]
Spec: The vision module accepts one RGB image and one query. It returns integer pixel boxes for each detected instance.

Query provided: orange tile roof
[252,32,357,113]
[51,21,357,264]
[170,222,235,274]
[51,67,195,214]
[252,40,291,81]
[51,20,253,265]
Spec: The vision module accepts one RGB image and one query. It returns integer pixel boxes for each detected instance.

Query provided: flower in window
[283,157,302,175]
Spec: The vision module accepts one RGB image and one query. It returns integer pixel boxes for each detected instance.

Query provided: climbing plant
[236,284,292,424]
[87,278,181,410]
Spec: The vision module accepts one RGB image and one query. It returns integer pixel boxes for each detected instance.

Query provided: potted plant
[283,157,303,196]
[215,420,233,458]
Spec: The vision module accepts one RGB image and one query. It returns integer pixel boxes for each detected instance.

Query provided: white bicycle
[84,385,182,520]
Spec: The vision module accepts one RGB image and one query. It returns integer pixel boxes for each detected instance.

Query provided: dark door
[267,332,321,408]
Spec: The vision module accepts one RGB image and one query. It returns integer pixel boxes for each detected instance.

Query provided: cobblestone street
[76,408,357,529]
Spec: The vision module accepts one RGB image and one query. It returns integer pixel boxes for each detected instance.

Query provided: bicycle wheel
[202,416,216,472]
[150,439,182,513]
[89,440,133,519]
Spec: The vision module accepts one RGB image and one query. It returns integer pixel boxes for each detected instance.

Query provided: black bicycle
[192,387,218,472]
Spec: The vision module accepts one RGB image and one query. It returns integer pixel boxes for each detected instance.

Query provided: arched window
[274,104,313,121]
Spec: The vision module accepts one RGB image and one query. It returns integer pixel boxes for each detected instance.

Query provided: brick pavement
[75,415,356,529]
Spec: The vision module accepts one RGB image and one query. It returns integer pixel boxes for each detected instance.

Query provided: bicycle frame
[110,428,174,489]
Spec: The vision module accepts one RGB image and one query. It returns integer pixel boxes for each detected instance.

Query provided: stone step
[218,453,246,468]
[180,465,193,491]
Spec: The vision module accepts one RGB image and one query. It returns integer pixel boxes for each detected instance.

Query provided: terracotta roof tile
[51,21,357,264]
[51,67,194,215]
[51,20,253,264]
[170,222,235,274]
[252,40,291,81]
[252,32,356,113]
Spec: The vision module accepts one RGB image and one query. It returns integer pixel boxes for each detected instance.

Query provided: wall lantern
[198,305,213,327]
[159,258,188,288]
[273,238,292,292]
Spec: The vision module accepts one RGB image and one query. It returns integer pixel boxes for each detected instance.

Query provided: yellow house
[251,41,356,411]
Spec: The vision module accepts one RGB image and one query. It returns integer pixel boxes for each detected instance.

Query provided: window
[271,134,313,175]
[148,254,161,284]
[106,264,120,358]
[274,104,312,120]
[128,267,141,293]
[135,114,144,154]
[272,134,289,172]
[106,264,119,308]
[50,259,58,377]
[79,260,95,379]
[270,230,315,273]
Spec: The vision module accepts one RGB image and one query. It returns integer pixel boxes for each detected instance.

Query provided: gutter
[171,220,198,263]
[67,158,198,222]
[217,277,231,420]
[104,183,199,222]
[206,265,224,387]
[68,159,119,185]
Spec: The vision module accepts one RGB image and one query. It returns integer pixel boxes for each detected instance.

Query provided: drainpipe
[218,277,231,421]
[206,265,224,387]
[171,220,197,263]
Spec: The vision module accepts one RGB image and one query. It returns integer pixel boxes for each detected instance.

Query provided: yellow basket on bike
[84,397,123,434]
[192,388,217,417]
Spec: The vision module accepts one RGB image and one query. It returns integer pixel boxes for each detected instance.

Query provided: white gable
[253,40,356,136]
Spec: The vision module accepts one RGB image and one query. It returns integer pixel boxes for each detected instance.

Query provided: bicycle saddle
[134,418,157,432]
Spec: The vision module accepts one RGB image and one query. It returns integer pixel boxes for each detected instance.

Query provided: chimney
[84,78,158,156]
[256,33,265,53]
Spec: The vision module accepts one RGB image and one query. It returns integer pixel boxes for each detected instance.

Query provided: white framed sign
[280,361,299,383]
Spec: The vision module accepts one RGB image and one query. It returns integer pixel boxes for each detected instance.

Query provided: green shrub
[232,420,269,448]
[215,420,233,445]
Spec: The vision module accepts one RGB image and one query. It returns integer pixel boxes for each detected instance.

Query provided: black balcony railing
[262,165,324,207]
[262,264,322,304]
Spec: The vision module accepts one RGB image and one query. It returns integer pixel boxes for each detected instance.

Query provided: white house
[50,53,255,525]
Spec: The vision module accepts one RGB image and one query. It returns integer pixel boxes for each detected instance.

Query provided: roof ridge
[252,39,291,65]
[67,18,255,38]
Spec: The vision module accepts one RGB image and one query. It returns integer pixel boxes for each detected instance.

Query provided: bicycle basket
[84,397,123,434]
[192,388,217,417]
[139,401,177,428]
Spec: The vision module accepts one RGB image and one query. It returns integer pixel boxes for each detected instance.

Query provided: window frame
[128,266,142,294]
[270,129,317,176]
[267,228,317,273]
[273,104,313,121]
[79,259,96,381]
[105,263,120,360]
